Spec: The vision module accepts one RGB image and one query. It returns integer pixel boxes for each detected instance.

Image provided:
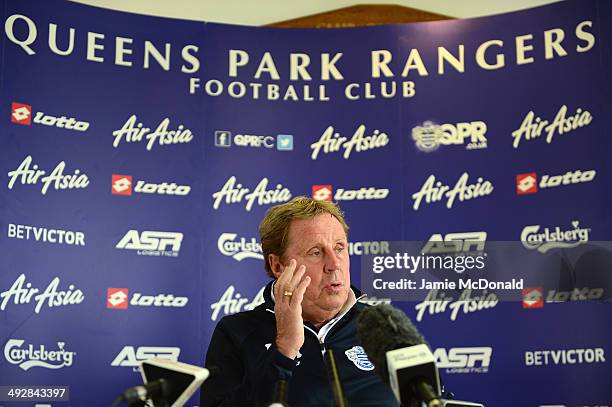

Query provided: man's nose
[324,249,340,273]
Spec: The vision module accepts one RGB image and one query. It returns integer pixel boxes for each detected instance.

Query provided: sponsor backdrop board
[0,0,611,406]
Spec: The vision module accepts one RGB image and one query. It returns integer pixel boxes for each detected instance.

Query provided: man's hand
[273,259,311,359]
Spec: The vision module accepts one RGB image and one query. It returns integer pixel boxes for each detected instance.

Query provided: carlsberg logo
[4,339,75,371]
[217,233,263,261]
[521,220,590,253]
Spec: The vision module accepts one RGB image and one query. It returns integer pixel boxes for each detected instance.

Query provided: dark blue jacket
[200,282,400,407]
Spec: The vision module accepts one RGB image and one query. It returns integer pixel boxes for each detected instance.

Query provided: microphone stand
[325,349,349,407]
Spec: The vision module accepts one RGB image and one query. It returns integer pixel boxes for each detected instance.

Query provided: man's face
[278,214,351,323]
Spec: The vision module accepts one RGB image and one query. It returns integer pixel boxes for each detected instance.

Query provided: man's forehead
[286,215,347,246]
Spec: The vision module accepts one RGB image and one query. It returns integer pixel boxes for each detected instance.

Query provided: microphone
[120,379,170,405]
[267,378,290,407]
[325,348,349,407]
[357,303,441,407]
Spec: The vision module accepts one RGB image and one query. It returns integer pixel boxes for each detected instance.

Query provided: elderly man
[200,197,398,407]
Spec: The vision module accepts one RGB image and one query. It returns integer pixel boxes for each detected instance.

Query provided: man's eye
[335,246,344,253]
[309,250,321,256]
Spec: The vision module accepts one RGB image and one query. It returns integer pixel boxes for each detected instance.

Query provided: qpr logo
[345,346,375,371]
[521,220,590,253]
[111,174,191,196]
[412,120,487,152]
[4,339,75,371]
[311,185,389,202]
[217,233,263,261]
[11,101,89,131]
[116,230,183,257]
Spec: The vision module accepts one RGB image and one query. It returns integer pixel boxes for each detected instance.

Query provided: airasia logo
[107,288,188,309]
[111,174,190,196]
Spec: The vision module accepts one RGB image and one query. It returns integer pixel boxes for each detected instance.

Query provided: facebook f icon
[215,131,232,147]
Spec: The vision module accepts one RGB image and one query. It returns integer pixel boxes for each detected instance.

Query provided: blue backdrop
[1,0,610,406]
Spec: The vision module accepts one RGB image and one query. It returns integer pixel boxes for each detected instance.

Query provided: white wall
[69,0,561,25]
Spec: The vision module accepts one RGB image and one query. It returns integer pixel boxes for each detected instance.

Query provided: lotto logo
[516,173,537,195]
[11,102,32,125]
[312,185,333,201]
[112,175,133,195]
[107,288,129,309]
[215,131,232,147]
[522,287,544,309]
[277,135,293,151]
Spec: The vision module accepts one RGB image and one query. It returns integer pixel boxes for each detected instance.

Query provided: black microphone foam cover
[356,303,428,384]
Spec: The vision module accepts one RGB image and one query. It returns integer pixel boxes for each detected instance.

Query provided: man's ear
[268,254,283,279]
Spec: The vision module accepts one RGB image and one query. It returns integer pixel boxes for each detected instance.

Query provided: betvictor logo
[217,233,263,261]
[11,101,89,131]
[4,339,75,371]
[521,220,590,253]
[116,230,183,257]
